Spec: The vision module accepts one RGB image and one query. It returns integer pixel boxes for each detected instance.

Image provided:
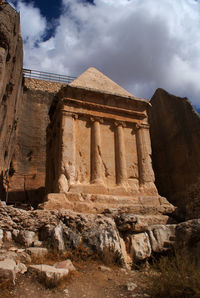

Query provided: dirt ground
[0,260,149,298]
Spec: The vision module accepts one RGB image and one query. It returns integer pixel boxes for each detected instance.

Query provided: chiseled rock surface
[28,264,69,288]
[149,88,200,219]
[0,3,23,181]
[7,78,63,206]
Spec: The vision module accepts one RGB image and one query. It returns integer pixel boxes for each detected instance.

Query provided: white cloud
[9,0,200,106]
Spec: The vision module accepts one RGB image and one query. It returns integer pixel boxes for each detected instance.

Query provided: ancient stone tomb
[43,67,173,214]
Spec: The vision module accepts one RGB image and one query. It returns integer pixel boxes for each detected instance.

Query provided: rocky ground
[0,203,200,297]
[0,247,149,298]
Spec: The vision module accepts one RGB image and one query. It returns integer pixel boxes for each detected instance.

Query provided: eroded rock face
[149,88,200,219]
[4,78,64,206]
[0,3,23,187]
[0,205,126,265]
[0,205,199,264]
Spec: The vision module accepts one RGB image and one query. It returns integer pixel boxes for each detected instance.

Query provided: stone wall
[4,78,64,206]
[0,3,23,191]
[149,88,200,219]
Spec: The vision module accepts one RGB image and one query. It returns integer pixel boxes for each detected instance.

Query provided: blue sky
[8,0,200,109]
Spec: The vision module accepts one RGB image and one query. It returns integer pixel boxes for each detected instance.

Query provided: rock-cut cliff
[149,88,200,219]
[0,2,23,197]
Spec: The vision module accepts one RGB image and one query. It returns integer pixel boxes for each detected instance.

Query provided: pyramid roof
[70,67,134,98]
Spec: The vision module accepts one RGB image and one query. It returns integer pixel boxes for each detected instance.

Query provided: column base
[39,191,175,217]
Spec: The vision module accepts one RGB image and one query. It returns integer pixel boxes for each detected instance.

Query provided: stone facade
[43,68,174,214]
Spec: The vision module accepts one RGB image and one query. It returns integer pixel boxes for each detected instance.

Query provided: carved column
[115,121,127,186]
[60,113,77,187]
[136,124,155,185]
[91,117,103,184]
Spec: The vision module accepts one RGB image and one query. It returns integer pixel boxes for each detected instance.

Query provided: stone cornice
[61,97,147,120]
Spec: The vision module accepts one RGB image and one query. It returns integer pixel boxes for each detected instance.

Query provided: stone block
[54,259,76,272]
[28,264,69,287]
[147,224,176,253]
[39,193,73,210]
[0,259,18,284]
[15,230,36,247]
[26,247,48,259]
[128,232,151,261]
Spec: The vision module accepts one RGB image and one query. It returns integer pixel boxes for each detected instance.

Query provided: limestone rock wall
[149,88,200,219]
[5,79,64,206]
[0,3,23,185]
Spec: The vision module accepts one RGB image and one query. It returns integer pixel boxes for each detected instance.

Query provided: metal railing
[23,69,76,84]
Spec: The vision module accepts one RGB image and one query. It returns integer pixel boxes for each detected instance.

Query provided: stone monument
[42,67,174,215]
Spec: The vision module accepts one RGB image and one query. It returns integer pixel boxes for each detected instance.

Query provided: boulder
[175,219,200,253]
[54,259,76,272]
[147,224,176,253]
[26,247,48,259]
[0,259,18,284]
[14,230,36,247]
[16,262,27,274]
[28,264,69,287]
[0,251,18,262]
[128,233,151,261]
[52,224,65,252]
[4,230,12,242]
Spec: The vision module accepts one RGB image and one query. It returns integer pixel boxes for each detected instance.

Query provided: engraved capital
[90,116,104,124]
[114,121,126,128]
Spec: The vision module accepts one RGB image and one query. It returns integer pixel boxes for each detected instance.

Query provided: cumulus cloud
[9,0,200,106]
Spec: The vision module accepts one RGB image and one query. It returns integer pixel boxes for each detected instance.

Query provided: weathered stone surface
[127,233,151,261]
[98,265,112,272]
[4,230,12,241]
[26,247,48,258]
[40,193,73,210]
[149,88,200,219]
[40,193,175,216]
[28,264,69,287]
[0,205,199,263]
[0,258,18,283]
[52,224,65,252]
[0,229,3,246]
[147,224,176,253]
[0,3,23,186]
[33,240,43,247]
[70,67,135,98]
[14,230,36,247]
[126,282,137,291]
[6,78,64,206]
[0,206,126,264]
[175,219,200,251]
[54,259,76,272]
[0,251,18,261]
[16,262,27,274]
[114,213,171,233]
